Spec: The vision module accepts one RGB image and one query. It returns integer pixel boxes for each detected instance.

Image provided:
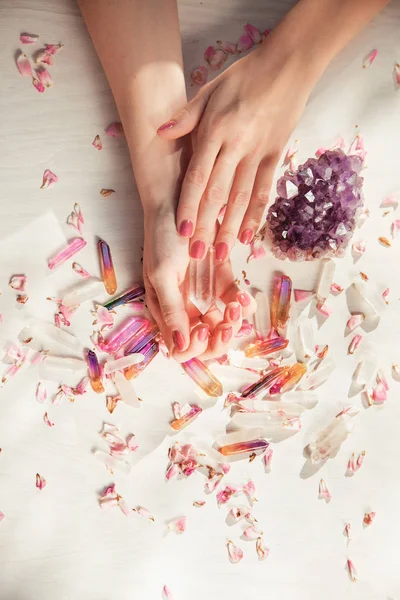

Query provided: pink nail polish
[240,229,253,245]
[157,120,177,132]
[221,326,233,343]
[215,242,229,261]
[190,240,206,260]
[228,304,241,322]
[172,330,185,352]
[179,219,194,237]
[197,325,209,342]
[237,291,251,307]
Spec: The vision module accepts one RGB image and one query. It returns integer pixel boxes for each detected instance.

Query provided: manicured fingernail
[215,242,229,262]
[190,240,206,260]
[197,325,209,342]
[240,229,253,245]
[228,304,241,322]
[221,326,233,343]
[237,291,251,307]
[172,330,185,352]
[179,219,194,237]
[157,120,177,132]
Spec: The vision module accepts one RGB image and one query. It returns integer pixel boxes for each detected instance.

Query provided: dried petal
[237,34,254,53]
[378,236,391,247]
[20,33,39,44]
[92,134,102,150]
[263,448,273,473]
[391,220,400,238]
[190,66,208,86]
[363,511,376,526]
[316,302,333,317]
[395,63,400,86]
[40,169,58,189]
[43,412,54,427]
[162,585,174,600]
[33,78,45,93]
[204,45,228,70]
[235,319,253,337]
[35,50,53,66]
[348,334,363,355]
[293,289,314,303]
[36,473,47,490]
[352,240,367,255]
[100,188,115,197]
[205,473,223,493]
[165,463,179,480]
[72,262,91,278]
[346,452,356,476]
[105,122,124,137]
[16,51,32,76]
[242,525,263,540]
[382,288,390,304]
[126,433,139,452]
[168,516,187,534]
[330,283,343,294]
[344,523,351,542]
[256,537,269,560]
[36,67,53,88]
[371,382,387,404]
[346,313,365,333]
[44,43,63,55]
[9,275,27,292]
[363,48,378,68]
[220,41,237,54]
[66,211,82,234]
[134,506,155,521]
[356,450,366,470]
[242,480,257,505]
[93,304,115,330]
[106,394,121,414]
[318,478,331,502]
[193,500,206,507]
[347,558,357,582]
[36,382,47,403]
[216,485,238,507]
[172,401,181,420]
[359,271,369,282]
[381,194,398,209]
[227,540,243,563]
[244,23,262,44]
[247,238,267,262]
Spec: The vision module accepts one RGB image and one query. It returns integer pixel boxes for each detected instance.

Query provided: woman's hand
[157,40,314,262]
[143,204,256,361]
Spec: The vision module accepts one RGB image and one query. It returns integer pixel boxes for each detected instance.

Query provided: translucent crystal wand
[189,247,216,314]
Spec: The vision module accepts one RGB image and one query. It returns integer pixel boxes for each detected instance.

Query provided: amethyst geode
[266,149,364,261]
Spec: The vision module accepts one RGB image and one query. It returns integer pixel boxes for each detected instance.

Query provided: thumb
[157,92,208,140]
[153,274,191,353]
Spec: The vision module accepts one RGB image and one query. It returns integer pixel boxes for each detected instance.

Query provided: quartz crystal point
[98,239,117,295]
[270,274,292,331]
[297,318,314,361]
[353,357,377,388]
[241,366,288,398]
[63,278,104,307]
[244,336,288,358]
[266,149,364,261]
[229,411,301,434]
[43,354,86,372]
[218,438,269,457]
[86,349,104,393]
[124,340,159,380]
[104,317,149,354]
[269,362,307,394]
[104,353,144,375]
[189,247,216,314]
[48,238,87,270]
[254,291,271,338]
[351,283,380,320]
[182,357,223,397]
[297,357,335,390]
[103,285,145,310]
[316,259,336,303]
[123,324,158,355]
[306,406,359,463]
[170,405,202,431]
[19,321,80,351]
[113,371,140,407]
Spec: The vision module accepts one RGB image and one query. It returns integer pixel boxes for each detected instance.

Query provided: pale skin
[79,0,389,359]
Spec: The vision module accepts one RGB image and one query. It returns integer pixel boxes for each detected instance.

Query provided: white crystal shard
[305,407,359,463]
[354,357,377,388]
[239,399,307,417]
[351,283,380,320]
[254,292,271,338]
[43,354,86,371]
[297,357,335,390]
[215,428,264,449]
[104,353,144,375]
[113,371,140,408]
[283,391,318,409]
[63,278,104,307]
[228,410,301,433]
[94,450,131,475]
[316,259,335,302]
[296,318,314,362]
[189,247,216,314]
[19,321,80,351]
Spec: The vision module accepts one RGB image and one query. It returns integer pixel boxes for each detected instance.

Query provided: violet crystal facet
[266,150,364,261]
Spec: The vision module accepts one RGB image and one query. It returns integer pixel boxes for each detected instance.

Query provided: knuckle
[231,190,250,206]
[254,187,270,207]
[186,166,207,187]
[219,227,237,244]
[205,184,224,205]
[194,225,211,238]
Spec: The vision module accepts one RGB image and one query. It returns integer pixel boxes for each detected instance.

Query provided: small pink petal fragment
[16,293,29,304]
[20,33,39,44]
[363,511,376,526]
[315,147,326,158]
[344,523,351,542]
[235,319,253,338]
[256,537,269,560]
[372,382,387,404]
[72,262,91,278]
[348,334,363,355]
[134,506,155,521]
[16,52,32,77]
[382,287,390,304]
[346,313,365,333]
[244,23,262,44]
[0,512,4,522]
[217,485,238,507]
[98,483,129,515]
[243,525,263,540]
[330,283,343,294]
[106,394,121,414]
[242,480,257,505]
[126,433,139,453]
[92,134,103,150]
[9,275,27,292]
[237,34,254,53]
[172,401,181,420]
[33,78,45,93]
[316,302,332,317]
[168,516,187,534]
[392,363,400,379]
[381,194,398,209]
[363,49,378,68]
[93,304,115,331]
[44,43,63,55]
[346,453,356,476]
[35,50,53,66]
[36,473,47,490]
[263,448,273,473]
[165,463,179,481]
[391,220,400,238]
[247,239,266,263]
[227,540,243,564]
[221,41,237,55]
[105,122,124,137]
[318,478,331,503]
[36,67,53,88]
[190,66,208,86]
[294,289,314,303]
[204,45,228,70]
[352,240,367,255]
[193,500,206,507]
[162,585,174,600]
[66,211,82,234]
[347,558,357,582]
[224,392,241,409]
[282,140,298,168]
[356,450,366,470]
[36,382,47,403]
[43,412,54,427]
[41,169,58,189]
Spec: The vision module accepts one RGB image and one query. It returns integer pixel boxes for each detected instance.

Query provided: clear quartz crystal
[63,279,104,307]
[189,247,216,314]
[351,283,380,319]
[113,371,140,407]
[316,259,336,302]
[297,357,335,390]
[354,357,377,387]
[43,354,86,371]
[229,410,302,433]
[94,450,131,475]
[306,407,359,463]
[296,318,315,361]
[254,292,271,338]
[104,353,144,374]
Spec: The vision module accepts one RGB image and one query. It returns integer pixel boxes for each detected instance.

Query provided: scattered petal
[347,558,357,582]
[36,67,53,88]
[105,122,124,137]
[263,448,273,473]
[346,453,356,476]
[318,478,331,502]
[242,480,257,505]
[395,64,400,86]
[235,319,253,337]
[391,220,400,238]
[204,45,228,70]
[165,463,179,481]
[381,287,390,305]
[205,473,223,493]
[371,382,387,404]
[294,289,314,303]
[92,134,103,150]
[43,412,54,427]
[93,304,115,330]
[356,450,366,470]
[242,525,263,540]
[9,275,27,292]
[363,49,378,68]
[36,382,47,403]
[363,511,376,526]
[40,169,58,189]
[244,23,262,44]
[134,506,155,521]
[237,34,254,53]
[16,293,29,304]
[220,41,237,54]
[392,363,400,380]
[172,401,181,420]
[227,540,243,563]
[126,433,139,452]
[193,500,206,507]
[20,33,39,44]
[100,188,115,197]
[282,140,298,167]
[378,236,391,247]
[216,485,238,507]
[98,483,129,515]
[168,516,187,534]
[190,66,208,86]
[330,283,343,294]
[346,313,365,333]
[16,51,32,77]
[44,43,63,55]
[162,585,174,600]
[348,334,363,355]
[106,394,121,414]
[352,240,367,255]
[72,262,91,278]
[247,238,267,262]
[256,537,269,560]
[381,195,398,209]
[33,78,45,93]
[344,523,351,543]
[0,512,4,522]
[224,392,241,409]
[359,271,369,282]
[316,302,333,317]
[36,473,47,490]
[35,49,53,66]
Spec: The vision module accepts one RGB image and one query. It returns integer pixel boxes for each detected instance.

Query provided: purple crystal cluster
[266,149,364,261]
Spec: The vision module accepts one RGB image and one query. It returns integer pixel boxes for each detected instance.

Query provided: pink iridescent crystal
[48,238,87,270]
[269,363,307,395]
[170,405,202,431]
[270,274,292,331]
[244,336,288,358]
[86,349,104,393]
[104,317,149,354]
[218,438,269,457]
[182,357,223,397]
[241,366,288,398]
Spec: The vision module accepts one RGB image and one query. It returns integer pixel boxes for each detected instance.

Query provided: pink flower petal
[44,43,63,55]
[244,23,262,44]
[105,122,124,137]
[92,134,103,150]
[242,480,257,505]
[352,240,367,255]
[36,382,47,403]
[134,506,155,521]
[263,448,273,473]
[363,48,378,68]
[168,516,187,534]
[20,33,39,44]
[16,52,32,77]
[294,289,314,303]
[395,64,400,86]
[0,512,4,522]
[235,319,253,338]
[227,540,243,563]
[316,302,332,317]
[381,195,398,209]
[35,50,53,66]
[372,382,387,404]
[247,239,267,262]
[48,238,87,270]
[220,41,237,54]
[190,66,208,86]
[9,274,27,292]
[43,412,54,427]
[315,147,326,158]
[118,497,131,516]
[256,537,269,560]
[205,473,223,493]
[204,45,228,70]
[391,220,400,238]
[162,585,175,600]
[172,401,181,420]
[363,511,376,526]
[242,525,263,540]
[346,313,365,333]
[346,453,356,476]
[36,67,53,88]
[33,78,45,93]
[40,169,58,189]
[92,304,114,331]
[382,287,390,304]
[348,334,363,355]
[347,559,357,582]
[216,485,238,507]
[318,478,331,502]
[237,34,254,53]
[356,450,366,470]
[126,433,139,452]
[72,262,91,278]
[165,463,179,480]
[36,473,47,490]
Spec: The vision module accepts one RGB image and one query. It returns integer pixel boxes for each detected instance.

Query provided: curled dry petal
[363,48,378,68]
[263,448,273,473]
[204,45,228,70]
[134,506,155,521]
[16,52,32,76]
[348,334,363,355]
[36,382,47,403]
[16,293,28,304]
[382,288,390,304]
[126,433,139,452]
[227,540,243,564]
[190,66,208,86]
[242,525,263,540]
[247,239,267,262]
[237,34,254,53]
[395,64,400,86]
[72,262,91,278]
[363,511,376,526]
[168,516,187,534]
[106,394,121,414]
[318,479,331,502]
[172,401,181,420]
[66,211,82,234]
[36,473,47,490]
[165,463,179,480]
[256,537,269,560]
[316,302,332,317]
[224,392,241,408]
[221,41,237,54]
[235,319,253,337]
[35,50,53,66]
[346,453,356,476]
[352,240,367,254]
[378,236,391,247]
[347,559,357,582]
[391,220,400,238]
[41,169,58,189]
[217,485,238,507]
[93,304,115,330]
[20,33,39,44]
[92,134,103,150]
[100,188,115,197]
[242,480,257,505]
[376,368,389,391]
[33,78,45,93]
[36,67,53,88]
[344,523,351,542]
[9,275,27,292]
[44,43,63,55]
[371,382,387,404]
[294,289,314,303]
[392,363,400,379]
[105,122,124,137]
[346,313,365,332]
[244,23,262,44]
[205,473,223,493]
[381,194,398,209]
[162,585,174,600]
[193,500,206,507]
[356,450,366,470]
[43,412,54,427]
[330,283,343,294]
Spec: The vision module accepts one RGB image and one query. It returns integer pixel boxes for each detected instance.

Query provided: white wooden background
[1,1,400,599]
